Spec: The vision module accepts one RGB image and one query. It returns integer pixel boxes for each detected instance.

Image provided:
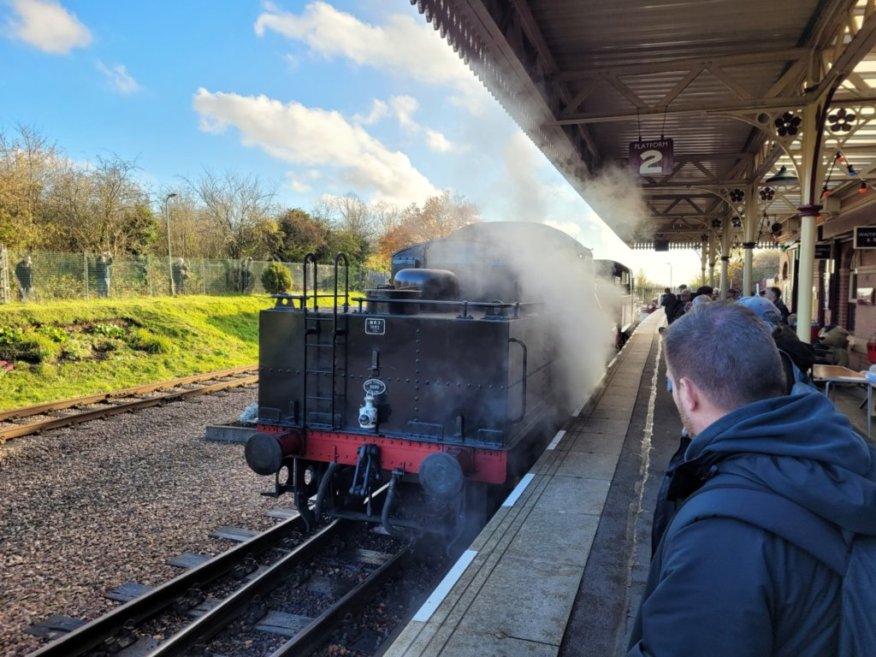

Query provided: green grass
[0,295,273,411]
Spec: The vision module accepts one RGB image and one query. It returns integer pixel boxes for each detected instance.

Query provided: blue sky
[0,0,704,285]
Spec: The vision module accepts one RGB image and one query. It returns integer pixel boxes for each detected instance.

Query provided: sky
[0,0,704,286]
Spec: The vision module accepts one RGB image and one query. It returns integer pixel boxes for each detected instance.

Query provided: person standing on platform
[629,302,876,657]
[15,255,33,302]
[666,289,690,324]
[766,286,791,323]
[95,252,113,298]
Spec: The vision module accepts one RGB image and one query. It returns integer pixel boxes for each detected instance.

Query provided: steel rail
[144,520,345,656]
[270,544,411,657]
[0,366,258,442]
[0,365,257,422]
[27,511,303,657]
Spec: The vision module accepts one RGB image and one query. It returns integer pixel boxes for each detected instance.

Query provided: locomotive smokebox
[394,268,460,300]
[419,451,466,504]
[245,431,303,475]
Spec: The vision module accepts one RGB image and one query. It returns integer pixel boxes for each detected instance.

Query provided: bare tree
[371,192,480,270]
[0,125,58,249]
[42,154,154,254]
[312,193,379,244]
[187,170,276,258]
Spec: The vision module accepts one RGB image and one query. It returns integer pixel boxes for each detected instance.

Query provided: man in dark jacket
[95,252,113,298]
[766,286,791,323]
[665,289,690,324]
[15,255,33,301]
[629,302,876,657]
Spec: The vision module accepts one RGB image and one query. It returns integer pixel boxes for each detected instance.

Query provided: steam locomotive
[244,222,611,538]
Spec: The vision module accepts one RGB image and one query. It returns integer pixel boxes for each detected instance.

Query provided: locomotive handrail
[302,253,318,428]
[332,253,350,428]
[333,253,350,315]
[351,296,541,313]
[508,338,528,423]
[303,253,319,311]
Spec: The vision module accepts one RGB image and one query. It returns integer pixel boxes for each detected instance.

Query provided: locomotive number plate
[365,318,385,335]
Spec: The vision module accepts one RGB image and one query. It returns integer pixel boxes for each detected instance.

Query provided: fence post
[0,245,8,304]
[201,259,206,295]
[83,253,89,300]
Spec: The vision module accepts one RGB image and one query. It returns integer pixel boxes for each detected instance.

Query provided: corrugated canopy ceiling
[410,0,876,253]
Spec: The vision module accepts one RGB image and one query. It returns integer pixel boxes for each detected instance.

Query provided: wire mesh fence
[0,247,388,304]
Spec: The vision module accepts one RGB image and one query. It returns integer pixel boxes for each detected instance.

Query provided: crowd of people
[10,253,203,301]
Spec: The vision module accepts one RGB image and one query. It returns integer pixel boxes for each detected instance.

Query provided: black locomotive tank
[246,222,603,538]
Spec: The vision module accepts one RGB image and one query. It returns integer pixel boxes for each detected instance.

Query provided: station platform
[385,310,675,657]
[385,309,876,657]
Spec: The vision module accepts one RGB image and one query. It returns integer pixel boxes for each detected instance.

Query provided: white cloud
[285,173,311,193]
[6,0,91,54]
[354,99,388,125]
[96,61,141,95]
[389,95,418,131]
[426,129,452,153]
[254,1,485,111]
[193,88,438,206]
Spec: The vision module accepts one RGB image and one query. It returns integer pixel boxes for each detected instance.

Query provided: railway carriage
[593,259,638,349]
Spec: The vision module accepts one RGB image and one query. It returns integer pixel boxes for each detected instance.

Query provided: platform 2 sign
[629,139,674,177]
[854,226,876,250]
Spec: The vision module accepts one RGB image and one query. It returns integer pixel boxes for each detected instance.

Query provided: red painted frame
[257,425,508,484]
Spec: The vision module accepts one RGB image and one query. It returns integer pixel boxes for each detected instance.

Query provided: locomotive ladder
[301,254,350,428]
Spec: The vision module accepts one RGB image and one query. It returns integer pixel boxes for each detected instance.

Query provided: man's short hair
[663,302,786,410]
[768,286,782,298]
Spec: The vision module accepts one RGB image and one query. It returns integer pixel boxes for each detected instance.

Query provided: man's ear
[675,376,700,413]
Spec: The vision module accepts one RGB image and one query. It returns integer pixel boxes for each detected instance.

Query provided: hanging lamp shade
[765,165,798,186]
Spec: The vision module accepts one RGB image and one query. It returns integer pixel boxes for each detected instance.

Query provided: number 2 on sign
[639,149,663,175]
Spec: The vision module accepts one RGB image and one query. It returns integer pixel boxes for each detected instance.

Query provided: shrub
[0,327,60,363]
[16,333,61,363]
[35,325,68,343]
[60,338,93,361]
[36,274,84,301]
[128,328,173,354]
[94,338,123,353]
[89,323,127,339]
[261,262,292,294]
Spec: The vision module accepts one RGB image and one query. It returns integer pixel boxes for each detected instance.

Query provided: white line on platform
[412,549,478,623]
[547,429,566,450]
[501,473,534,508]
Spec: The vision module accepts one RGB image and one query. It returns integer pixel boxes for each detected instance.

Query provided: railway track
[28,510,408,657]
[0,365,258,443]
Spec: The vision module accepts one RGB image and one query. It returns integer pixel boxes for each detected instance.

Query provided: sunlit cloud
[254,1,485,112]
[5,0,91,54]
[193,88,438,206]
[354,99,388,125]
[389,95,418,131]
[426,129,452,153]
[286,174,311,193]
[96,61,141,94]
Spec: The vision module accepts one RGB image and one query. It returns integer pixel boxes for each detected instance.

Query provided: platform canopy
[409,0,876,252]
